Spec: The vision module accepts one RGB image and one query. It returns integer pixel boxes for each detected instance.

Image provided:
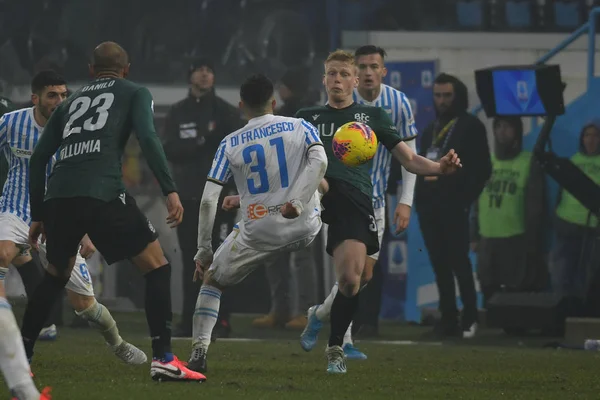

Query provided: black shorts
[320,178,379,256]
[43,193,159,269]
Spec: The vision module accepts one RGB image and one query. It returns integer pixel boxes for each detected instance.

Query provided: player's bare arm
[391,141,461,176]
[131,87,182,227]
[29,106,65,250]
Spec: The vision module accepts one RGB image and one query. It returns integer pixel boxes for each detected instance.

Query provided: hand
[193,247,213,282]
[222,195,241,211]
[166,192,184,228]
[281,201,301,219]
[29,221,45,251]
[439,149,462,175]
[470,241,478,253]
[393,203,411,233]
[79,234,97,259]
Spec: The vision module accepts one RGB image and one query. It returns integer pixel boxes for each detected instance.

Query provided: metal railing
[471,7,600,123]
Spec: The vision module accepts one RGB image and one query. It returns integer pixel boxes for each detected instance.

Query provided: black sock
[328,289,360,347]
[144,264,173,360]
[21,271,69,360]
[16,259,43,298]
[17,259,62,328]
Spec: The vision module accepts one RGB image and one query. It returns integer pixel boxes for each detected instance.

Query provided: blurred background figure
[415,73,491,338]
[252,66,320,330]
[471,116,548,309]
[162,59,244,338]
[551,120,600,315]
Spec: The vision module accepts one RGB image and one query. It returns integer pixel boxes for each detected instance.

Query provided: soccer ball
[332,122,378,167]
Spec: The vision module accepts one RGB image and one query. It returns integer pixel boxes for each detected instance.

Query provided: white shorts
[0,212,94,297]
[209,225,319,287]
[369,206,386,261]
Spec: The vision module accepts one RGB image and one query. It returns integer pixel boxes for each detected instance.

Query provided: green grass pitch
[5,312,600,399]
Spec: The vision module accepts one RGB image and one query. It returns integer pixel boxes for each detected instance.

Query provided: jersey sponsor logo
[354,113,370,124]
[0,99,7,107]
[247,203,268,220]
[317,122,336,137]
[312,114,320,121]
[11,147,33,158]
[59,139,101,160]
[247,202,287,220]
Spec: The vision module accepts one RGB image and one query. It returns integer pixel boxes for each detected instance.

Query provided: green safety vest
[556,152,600,227]
[478,152,532,238]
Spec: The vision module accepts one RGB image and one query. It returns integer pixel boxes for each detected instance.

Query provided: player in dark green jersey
[295,50,461,374]
[24,42,206,382]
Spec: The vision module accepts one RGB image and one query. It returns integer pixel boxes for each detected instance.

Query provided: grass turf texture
[5,312,600,399]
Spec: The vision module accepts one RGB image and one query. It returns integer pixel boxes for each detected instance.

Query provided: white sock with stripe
[192,285,222,351]
[316,283,337,321]
[0,296,40,399]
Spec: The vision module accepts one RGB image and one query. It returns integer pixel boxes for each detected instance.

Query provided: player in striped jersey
[301,46,418,360]
[186,74,327,374]
[0,72,147,380]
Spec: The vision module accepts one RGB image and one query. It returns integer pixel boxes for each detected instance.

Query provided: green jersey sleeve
[30,106,65,221]
[372,108,402,151]
[131,87,177,196]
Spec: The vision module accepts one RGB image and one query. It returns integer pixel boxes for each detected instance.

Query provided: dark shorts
[321,178,379,256]
[43,193,159,269]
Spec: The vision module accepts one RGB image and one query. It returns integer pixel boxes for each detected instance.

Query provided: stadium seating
[505,0,534,29]
[457,0,485,29]
[554,0,583,29]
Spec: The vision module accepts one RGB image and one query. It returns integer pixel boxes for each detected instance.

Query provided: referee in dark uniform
[162,59,244,337]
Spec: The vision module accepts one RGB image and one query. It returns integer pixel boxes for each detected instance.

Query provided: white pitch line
[170,337,442,346]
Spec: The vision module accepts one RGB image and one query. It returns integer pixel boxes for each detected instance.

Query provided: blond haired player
[295,50,461,374]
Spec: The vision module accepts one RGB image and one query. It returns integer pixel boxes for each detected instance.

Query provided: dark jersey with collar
[296,103,401,198]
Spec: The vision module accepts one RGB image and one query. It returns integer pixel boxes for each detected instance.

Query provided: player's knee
[0,244,16,268]
[133,240,168,273]
[203,271,224,291]
[337,273,361,297]
[361,257,376,284]
[67,290,94,312]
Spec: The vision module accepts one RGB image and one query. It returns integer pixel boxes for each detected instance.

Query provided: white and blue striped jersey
[0,108,54,225]
[353,84,418,209]
[208,114,322,250]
